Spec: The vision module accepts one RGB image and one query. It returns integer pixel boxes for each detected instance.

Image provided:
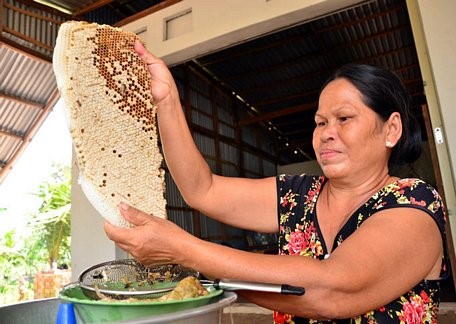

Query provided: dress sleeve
[276,174,323,225]
[276,174,311,214]
[384,179,446,234]
[379,179,449,278]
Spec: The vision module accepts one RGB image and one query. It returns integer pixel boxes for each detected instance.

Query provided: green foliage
[0,229,34,303]
[27,163,72,268]
[0,163,72,304]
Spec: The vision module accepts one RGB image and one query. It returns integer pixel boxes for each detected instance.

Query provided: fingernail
[119,202,130,211]
[135,39,144,48]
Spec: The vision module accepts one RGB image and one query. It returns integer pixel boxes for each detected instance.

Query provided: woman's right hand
[135,40,179,108]
[104,202,196,267]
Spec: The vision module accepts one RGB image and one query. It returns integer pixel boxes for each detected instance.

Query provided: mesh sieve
[78,259,198,300]
[78,259,305,301]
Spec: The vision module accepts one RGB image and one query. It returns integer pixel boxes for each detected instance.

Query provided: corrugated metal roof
[0,46,57,103]
[0,0,69,182]
[193,0,425,160]
[36,0,100,15]
[0,43,58,181]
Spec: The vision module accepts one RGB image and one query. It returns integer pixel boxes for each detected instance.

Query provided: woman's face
[313,78,389,180]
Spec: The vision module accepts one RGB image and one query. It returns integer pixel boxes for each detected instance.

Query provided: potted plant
[29,164,72,299]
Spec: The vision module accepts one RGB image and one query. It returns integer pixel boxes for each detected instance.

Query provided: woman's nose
[318,122,336,142]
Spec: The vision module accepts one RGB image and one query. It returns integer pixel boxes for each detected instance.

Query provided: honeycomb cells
[93,27,156,134]
[55,21,167,225]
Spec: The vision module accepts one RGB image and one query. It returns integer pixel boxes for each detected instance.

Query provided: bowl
[59,282,224,323]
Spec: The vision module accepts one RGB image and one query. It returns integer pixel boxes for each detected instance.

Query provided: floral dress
[275,174,448,324]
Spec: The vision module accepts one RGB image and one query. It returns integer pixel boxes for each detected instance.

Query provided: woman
[104,40,448,323]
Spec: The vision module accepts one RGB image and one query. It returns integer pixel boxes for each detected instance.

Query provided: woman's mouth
[319,148,340,160]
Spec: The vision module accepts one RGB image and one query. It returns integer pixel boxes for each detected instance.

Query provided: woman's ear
[385,112,402,148]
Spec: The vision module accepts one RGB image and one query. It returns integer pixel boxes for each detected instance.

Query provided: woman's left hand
[104,202,192,267]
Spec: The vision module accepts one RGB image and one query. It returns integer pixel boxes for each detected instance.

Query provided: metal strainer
[79,259,198,300]
[79,259,306,301]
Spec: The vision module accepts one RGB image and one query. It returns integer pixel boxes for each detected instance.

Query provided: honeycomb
[53,21,166,227]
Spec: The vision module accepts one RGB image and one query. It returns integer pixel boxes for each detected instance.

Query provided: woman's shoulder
[378,178,446,220]
[385,178,442,202]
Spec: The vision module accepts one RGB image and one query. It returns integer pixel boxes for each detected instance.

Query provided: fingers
[103,203,153,242]
[103,220,131,245]
[134,39,146,55]
[134,39,159,67]
[134,39,173,106]
[119,202,151,226]
[134,39,148,58]
[102,203,147,242]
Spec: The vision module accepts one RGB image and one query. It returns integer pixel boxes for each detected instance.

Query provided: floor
[437,303,456,323]
[221,302,456,323]
[222,303,271,324]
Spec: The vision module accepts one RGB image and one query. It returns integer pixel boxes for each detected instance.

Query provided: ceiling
[0,0,426,182]
[191,0,426,164]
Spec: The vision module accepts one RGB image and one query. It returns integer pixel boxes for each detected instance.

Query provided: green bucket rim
[59,283,223,307]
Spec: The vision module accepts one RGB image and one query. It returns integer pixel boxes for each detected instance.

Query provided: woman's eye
[339,116,351,123]
[315,121,326,127]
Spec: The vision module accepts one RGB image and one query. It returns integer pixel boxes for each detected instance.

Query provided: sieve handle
[211,279,305,296]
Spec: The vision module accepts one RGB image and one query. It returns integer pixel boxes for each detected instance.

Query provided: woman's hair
[321,63,422,167]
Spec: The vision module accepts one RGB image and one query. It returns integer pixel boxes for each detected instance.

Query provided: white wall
[70,155,127,281]
[123,0,364,65]
[415,0,456,166]
[407,0,456,250]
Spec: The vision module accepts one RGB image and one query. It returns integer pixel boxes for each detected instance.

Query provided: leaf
[26,164,72,268]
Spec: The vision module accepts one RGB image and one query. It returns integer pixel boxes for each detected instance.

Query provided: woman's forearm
[134,40,213,209]
[156,94,213,208]
[138,41,277,231]
[176,236,341,319]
